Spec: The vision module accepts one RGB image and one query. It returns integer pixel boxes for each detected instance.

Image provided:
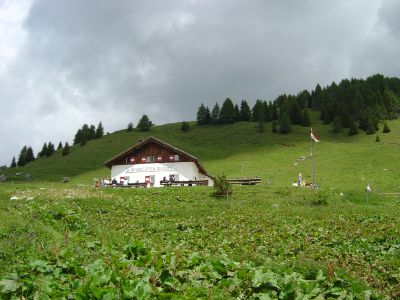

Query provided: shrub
[212,175,232,198]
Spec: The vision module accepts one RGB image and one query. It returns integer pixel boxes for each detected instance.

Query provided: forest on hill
[196,74,400,135]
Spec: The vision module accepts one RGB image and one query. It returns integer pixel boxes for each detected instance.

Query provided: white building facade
[104,137,213,187]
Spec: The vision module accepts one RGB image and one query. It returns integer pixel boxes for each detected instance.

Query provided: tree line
[196,74,400,135]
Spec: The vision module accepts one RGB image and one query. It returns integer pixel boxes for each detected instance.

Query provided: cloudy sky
[1,0,399,165]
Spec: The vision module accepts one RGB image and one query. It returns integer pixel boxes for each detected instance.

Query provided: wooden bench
[160,180,208,187]
[227,178,262,185]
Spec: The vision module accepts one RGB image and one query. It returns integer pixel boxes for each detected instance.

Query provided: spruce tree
[256,109,265,132]
[137,114,153,132]
[271,120,278,133]
[279,112,292,134]
[290,100,303,125]
[240,100,251,121]
[196,103,207,125]
[46,142,55,157]
[10,157,16,168]
[205,107,211,124]
[89,125,96,140]
[382,121,391,133]
[26,147,35,162]
[57,142,63,150]
[17,146,28,166]
[348,120,359,136]
[80,137,87,147]
[331,116,343,133]
[234,104,240,122]
[375,135,380,142]
[127,122,133,132]
[73,129,83,145]
[62,142,70,156]
[211,102,220,124]
[301,110,311,127]
[252,100,264,122]
[39,142,48,157]
[220,98,236,123]
[95,121,104,138]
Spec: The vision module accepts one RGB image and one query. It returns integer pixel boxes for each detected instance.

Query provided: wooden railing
[160,180,209,187]
[227,178,261,185]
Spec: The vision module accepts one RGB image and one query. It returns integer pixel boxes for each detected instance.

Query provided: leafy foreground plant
[212,174,232,198]
[0,241,386,299]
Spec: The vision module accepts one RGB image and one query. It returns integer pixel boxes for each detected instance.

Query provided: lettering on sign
[126,165,177,173]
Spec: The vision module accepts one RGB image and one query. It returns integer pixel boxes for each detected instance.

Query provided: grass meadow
[0,114,399,298]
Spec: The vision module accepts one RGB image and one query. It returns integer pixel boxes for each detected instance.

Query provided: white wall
[110,162,213,187]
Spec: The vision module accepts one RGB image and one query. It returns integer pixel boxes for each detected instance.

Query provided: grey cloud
[0,0,398,165]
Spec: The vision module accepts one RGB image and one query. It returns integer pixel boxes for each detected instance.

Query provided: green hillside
[3,112,400,193]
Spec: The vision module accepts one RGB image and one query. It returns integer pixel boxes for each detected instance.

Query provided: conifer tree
[220,98,236,123]
[205,106,211,124]
[271,120,278,133]
[17,146,28,166]
[46,142,55,157]
[137,114,153,132]
[26,147,35,162]
[89,125,96,140]
[290,100,303,125]
[62,142,70,156]
[73,129,83,145]
[39,142,48,157]
[279,112,292,134]
[127,122,133,132]
[256,108,265,132]
[10,157,16,168]
[331,116,343,133]
[375,135,380,142]
[348,120,359,136]
[301,110,311,127]
[382,121,391,133]
[197,103,207,125]
[95,121,104,138]
[234,104,240,122]
[240,100,251,121]
[57,142,63,150]
[211,102,220,124]
[252,100,264,122]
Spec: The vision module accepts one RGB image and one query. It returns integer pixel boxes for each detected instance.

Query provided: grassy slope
[3,112,400,193]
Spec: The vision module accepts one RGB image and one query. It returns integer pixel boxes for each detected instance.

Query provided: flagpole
[311,128,315,187]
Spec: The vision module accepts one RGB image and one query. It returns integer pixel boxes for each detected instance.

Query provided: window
[129,157,135,164]
[156,156,163,162]
[141,157,146,163]
[146,156,155,163]
[169,155,174,162]
[174,155,180,161]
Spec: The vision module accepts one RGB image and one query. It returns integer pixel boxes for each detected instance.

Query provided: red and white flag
[310,128,320,142]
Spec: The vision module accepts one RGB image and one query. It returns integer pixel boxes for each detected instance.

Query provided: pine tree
[181,121,190,132]
[127,122,134,132]
[26,147,35,162]
[73,129,83,145]
[46,142,55,157]
[382,121,391,133]
[205,107,211,124]
[211,102,220,124]
[62,142,70,156]
[348,120,358,136]
[279,112,292,134]
[57,142,63,150]
[331,116,343,133]
[252,100,264,122]
[95,121,104,138]
[89,125,96,140]
[10,157,16,168]
[290,100,303,125]
[39,142,48,157]
[301,110,311,127]
[196,103,207,125]
[17,146,28,166]
[256,108,265,132]
[240,100,251,121]
[220,98,236,123]
[137,114,153,132]
[80,137,87,147]
[271,120,278,133]
[234,104,240,122]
